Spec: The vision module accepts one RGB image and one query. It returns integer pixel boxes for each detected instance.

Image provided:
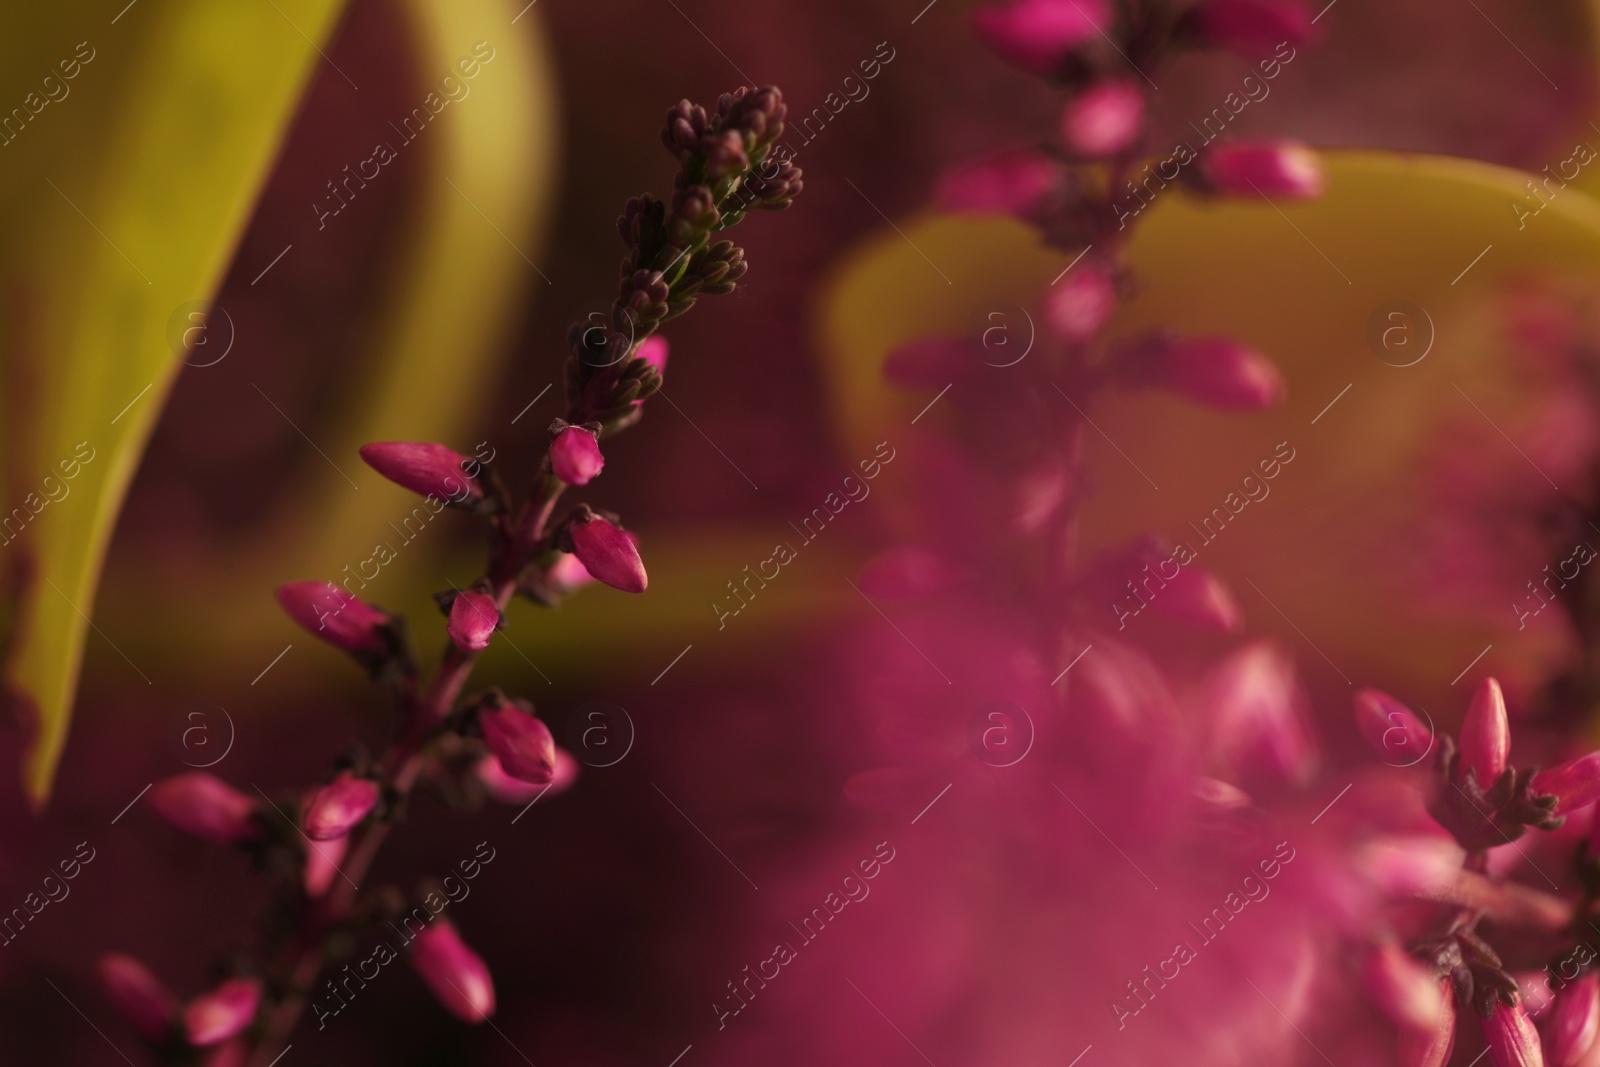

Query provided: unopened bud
[1397,980,1456,1067]
[447,590,499,653]
[479,699,557,784]
[410,919,495,1023]
[1043,262,1118,344]
[303,771,380,841]
[936,148,1057,217]
[1549,973,1600,1067]
[1364,942,1444,1035]
[1180,0,1317,57]
[1532,753,1600,814]
[563,510,648,594]
[1058,80,1145,158]
[1353,689,1433,766]
[303,831,349,898]
[550,425,605,486]
[149,773,260,846]
[1459,677,1511,787]
[1114,333,1286,409]
[476,750,580,804]
[98,954,179,1043]
[1482,999,1544,1067]
[1198,141,1326,199]
[358,442,483,504]
[275,581,390,658]
[971,0,1111,74]
[184,977,261,1047]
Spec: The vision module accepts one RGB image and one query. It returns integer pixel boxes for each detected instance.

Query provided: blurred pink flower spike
[303,832,349,899]
[1483,999,1544,1067]
[564,510,648,593]
[1532,753,1600,814]
[447,590,499,653]
[1199,141,1327,200]
[1459,677,1511,787]
[1549,973,1600,1067]
[149,773,261,846]
[1058,79,1145,158]
[1364,942,1445,1035]
[1114,333,1287,410]
[98,953,179,1043]
[358,441,483,504]
[275,581,391,658]
[1043,261,1118,344]
[1398,981,1457,1067]
[1179,0,1318,57]
[550,424,605,486]
[480,698,557,784]
[476,749,579,804]
[184,977,262,1047]
[1151,566,1244,631]
[303,771,381,841]
[410,920,495,1024]
[971,0,1110,74]
[936,148,1056,217]
[1207,641,1317,785]
[1353,688,1433,765]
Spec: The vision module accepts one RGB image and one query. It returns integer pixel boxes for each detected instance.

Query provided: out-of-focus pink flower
[550,425,605,485]
[1549,974,1600,1067]
[1058,80,1145,158]
[566,512,648,593]
[303,831,349,898]
[1042,263,1118,344]
[1460,677,1511,786]
[1200,141,1327,199]
[1152,566,1243,631]
[184,977,261,1047]
[475,750,579,804]
[303,771,380,841]
[631,336,669,405]
[1180,0,1317,57]
[149,773,260,846]
[1483,1000,1544,1067]
[275,581,390,657]
[1204,640,1317,785]
[1114,333,1287,409]
[410,920,495,1023]
[1533,753,1600,813]
[358,441,483,503]
[544,553,595,596]
[858,546,963,599]
[971,0,1110,74]
[1364,942,1444,1034]
[447,590,499,653]
[1192,775,1251,811]
[1356,835,1464,897]
[1398,981,1457,1067]
[1353,688,1433,764]
[480,701,557,784]
[936,148,1057,217]
[97,954,178,1043]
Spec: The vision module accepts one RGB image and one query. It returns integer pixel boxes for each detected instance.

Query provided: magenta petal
[149,773,260,846]
[1459,677,1511,786]
[1482,1000,1543,1067]
[1201,141,1326,200]
[1353,688,1433,765]
[275,581,389,656]
[1533,752,1600,813]
[303,771,381,841]
[447,590,499,653]
[359,441,482,503]
[98,954,179,1043]
[480,703,557,784]
[550,426,605,486]
[568,515,648,593]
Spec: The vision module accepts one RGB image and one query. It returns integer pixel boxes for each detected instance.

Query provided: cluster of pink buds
[1353,678,1600,1067]
[106,83,802,1058]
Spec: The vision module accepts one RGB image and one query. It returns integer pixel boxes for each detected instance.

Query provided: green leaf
[0,0,349,807]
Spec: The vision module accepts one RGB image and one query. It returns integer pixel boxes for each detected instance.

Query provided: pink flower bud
[476,749,580,804]
[1459,677,1511,787]
[1181,0,1317,57]
[1398,981,1456,1067]
[936,149,1057,217]
[1043,263,1118,344]
[275,581,390,658]
[359,442,483,503]
[1115,333,1286,409]
[631,336,669,405]
[303,771,380,841]
[303,831,349,898]
[566,513,648,593]
[480,701,557,784]
[97,954,179,1043]
[410,919,495,1023]
[184,977,261,1047]
[1151,566,1243,631]
[1200,141,1327,199]
[971,0,1110,75]
[1550,973,1600,1067]
[149,773,260,846]
[447,590,499,653]
[1533,753,1600,813]
[550,425,605,485]
[1058,80,1145,158]
[1483,1000,1544,1067]
[1354,689,1433,765]
[1365,943,1444,1034]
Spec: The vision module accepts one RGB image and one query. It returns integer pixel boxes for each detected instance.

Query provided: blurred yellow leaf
[817,152,1600,714]
[0,1,348,806]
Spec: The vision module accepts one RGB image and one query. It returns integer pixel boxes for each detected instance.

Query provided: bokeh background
[2,0,1599,1062]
